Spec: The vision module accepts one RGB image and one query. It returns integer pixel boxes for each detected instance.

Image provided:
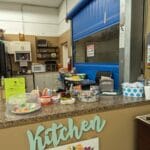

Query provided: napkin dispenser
[99,78,114,92]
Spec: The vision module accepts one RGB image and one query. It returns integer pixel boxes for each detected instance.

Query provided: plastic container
[6,93,41,115]
[78,90,99,102]
[40,96,52,106]
[51,95,60,103]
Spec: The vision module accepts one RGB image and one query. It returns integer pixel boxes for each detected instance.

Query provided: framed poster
[87,44,95,57]
[48,138,99,150]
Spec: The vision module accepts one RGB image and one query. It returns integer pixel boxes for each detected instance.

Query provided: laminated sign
[87,44,94,57]
[4,78,25,100]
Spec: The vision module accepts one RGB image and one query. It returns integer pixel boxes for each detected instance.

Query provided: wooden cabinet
[10,41,31,52]
[5,41,31,54]
[34,72,59,90]
[136,115,150,150]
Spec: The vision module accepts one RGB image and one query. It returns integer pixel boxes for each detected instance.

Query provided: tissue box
[122,82,144,97]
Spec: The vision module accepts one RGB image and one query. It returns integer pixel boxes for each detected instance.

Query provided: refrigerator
[0,40,8,77]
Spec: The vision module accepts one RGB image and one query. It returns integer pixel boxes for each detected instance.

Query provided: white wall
[0,2,59,36]
[0,3,23,34]
[22,5,58,36]
[0,0,79,36]
[58,0,79,35]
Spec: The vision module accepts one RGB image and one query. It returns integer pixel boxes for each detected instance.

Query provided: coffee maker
[19,61,28,74]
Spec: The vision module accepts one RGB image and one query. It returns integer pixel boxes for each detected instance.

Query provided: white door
[62,43,69,68]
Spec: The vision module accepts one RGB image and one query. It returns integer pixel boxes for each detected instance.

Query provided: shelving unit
[36,46,59,60]
[36,39,59,72]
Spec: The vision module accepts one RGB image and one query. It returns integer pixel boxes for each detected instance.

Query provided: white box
[144,86,150,100]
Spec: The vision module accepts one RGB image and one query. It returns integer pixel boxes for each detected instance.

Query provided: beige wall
[58,30,72,66]
[4,31,72,71]
[4,30,72,71]
[144,0,150,79]
[4,34,59,72]
[0,104,150,150]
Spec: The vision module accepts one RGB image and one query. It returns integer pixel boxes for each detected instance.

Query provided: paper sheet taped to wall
[87,44,95,57]
[4,78,25,100]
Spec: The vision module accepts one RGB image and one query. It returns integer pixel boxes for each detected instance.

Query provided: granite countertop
[0,96,150,129]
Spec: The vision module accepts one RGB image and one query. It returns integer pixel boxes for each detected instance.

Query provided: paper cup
[144,86,150,100]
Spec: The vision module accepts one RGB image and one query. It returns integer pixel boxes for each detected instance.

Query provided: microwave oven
[15,51,31,62]
[32,64,46,73]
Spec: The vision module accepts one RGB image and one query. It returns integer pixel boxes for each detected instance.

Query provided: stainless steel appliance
[45,61,57,72]
[0,40,12,77]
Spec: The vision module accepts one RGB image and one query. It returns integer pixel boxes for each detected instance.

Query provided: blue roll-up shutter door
[67,0,120,89]
[105,0,120,27]
[68,0,120,41]
[73,0,105,41]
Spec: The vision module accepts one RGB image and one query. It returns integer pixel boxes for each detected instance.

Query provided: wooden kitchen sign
[27,115,106,150]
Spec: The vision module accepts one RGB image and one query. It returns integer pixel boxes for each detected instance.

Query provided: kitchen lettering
[27,115,106,150]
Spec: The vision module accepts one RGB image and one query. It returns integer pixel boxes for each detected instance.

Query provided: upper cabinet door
[9,41,31,53]
[105,0,120,26]
[21,42,31,52]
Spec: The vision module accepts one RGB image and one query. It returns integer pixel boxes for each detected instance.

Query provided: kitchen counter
[0,96,150,129]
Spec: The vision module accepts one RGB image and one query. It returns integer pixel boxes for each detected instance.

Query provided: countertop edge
[0,99,150,129]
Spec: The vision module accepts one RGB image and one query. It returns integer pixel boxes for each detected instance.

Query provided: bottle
[137,74,145,85]
[67,58,72,72]
[47,89,52,96]
[69,83,73,97]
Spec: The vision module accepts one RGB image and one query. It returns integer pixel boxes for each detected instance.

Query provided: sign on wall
[27,115,106,150]
[87,44,95,57]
